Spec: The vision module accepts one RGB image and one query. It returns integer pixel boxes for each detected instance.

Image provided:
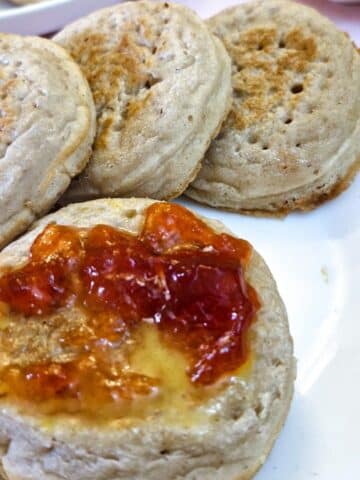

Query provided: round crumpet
[54,1,232,202]
[0,34,96,249]
[187,0,360,214]
[0,199,295,480]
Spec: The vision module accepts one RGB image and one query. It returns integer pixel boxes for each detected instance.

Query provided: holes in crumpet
[124,209,137,219]
[291,83,303,94]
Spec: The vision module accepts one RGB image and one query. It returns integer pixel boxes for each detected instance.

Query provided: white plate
[178,1,360,479]
[0,0,121,35]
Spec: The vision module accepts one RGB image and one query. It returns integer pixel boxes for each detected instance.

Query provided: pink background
[301,0,360,44]
[178,0,360,45]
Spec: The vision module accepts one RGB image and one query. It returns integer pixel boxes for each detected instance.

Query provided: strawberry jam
[0,203,259,414]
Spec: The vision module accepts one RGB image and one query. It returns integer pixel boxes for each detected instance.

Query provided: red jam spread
[0,203,259,412]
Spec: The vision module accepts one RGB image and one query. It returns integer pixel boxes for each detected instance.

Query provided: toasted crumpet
[0,34,96,249]
[187,0,360,214]
[55,1,232,202]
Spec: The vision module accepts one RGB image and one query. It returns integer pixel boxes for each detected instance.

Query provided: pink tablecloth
[301,0,360,44]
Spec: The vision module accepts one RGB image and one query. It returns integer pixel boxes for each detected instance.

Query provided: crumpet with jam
[0,199,295,480]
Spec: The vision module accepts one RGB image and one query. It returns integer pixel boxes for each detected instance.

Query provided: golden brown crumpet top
[0,34,96,249]
[54,1,232,202]
[0,199,295,480]
[187,0,360,214]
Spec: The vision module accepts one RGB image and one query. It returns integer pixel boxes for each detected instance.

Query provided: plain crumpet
[0,34,96,249]
[187,0,360,214]
[54,1,232,202]
[0,198,295,480]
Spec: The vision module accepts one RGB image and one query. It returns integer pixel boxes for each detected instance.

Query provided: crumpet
[187,0,360,214]
[55,1,232,202]
[0,199,295,480]
[0,34,96,249]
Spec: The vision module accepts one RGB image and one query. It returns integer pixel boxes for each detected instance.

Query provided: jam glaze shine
[0,203,259,420]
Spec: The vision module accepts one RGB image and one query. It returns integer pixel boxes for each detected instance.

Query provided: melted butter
[0,302,10,330]
[35,324,211,430]
[232,350,254,380]
[0,316,10,330]
[114,325,254,427]
[8,323,256,431]
[130,323,190,394]
[127,324,210,426]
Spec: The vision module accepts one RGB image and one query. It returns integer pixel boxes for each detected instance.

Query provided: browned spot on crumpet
[296,153,360,212]
[125,91,152,120]
[279,28,317,71]
[94,116,113,150]
[94,92,152,150]
[226,154,360,217]
[223,27,317,130]
[68,32,150,108]
[67,21,162,151]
